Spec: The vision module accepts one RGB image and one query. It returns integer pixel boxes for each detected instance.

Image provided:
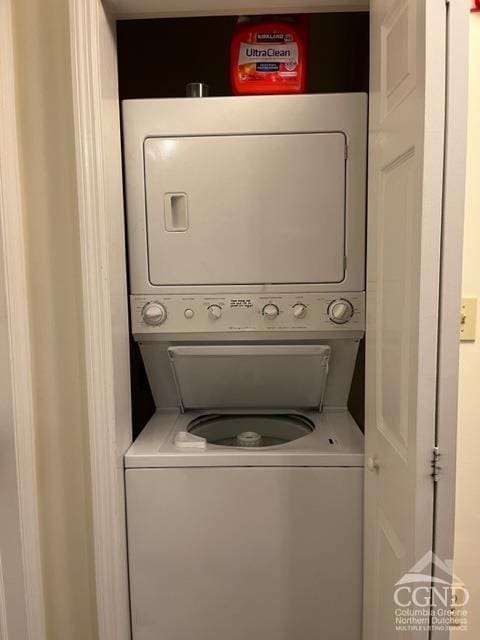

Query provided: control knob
[208,304,223,320]
[328,299,354,324]
[262,304,280,319]
[292,303,307,319]
[142,302,167,326]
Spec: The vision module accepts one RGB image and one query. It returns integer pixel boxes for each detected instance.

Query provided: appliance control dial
[328,299,354,324]
[292,303,307,319]
[207,304,223,320]
[262,304,280,319]
[142,302,167,326]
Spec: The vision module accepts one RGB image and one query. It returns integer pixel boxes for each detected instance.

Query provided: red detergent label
[231,20,307,95]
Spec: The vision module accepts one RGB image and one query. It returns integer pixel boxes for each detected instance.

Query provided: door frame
[68,2,469,639]
[0,0,46,638]
[431,3,469,638]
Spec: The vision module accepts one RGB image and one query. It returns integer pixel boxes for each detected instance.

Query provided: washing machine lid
[167,345,331,411]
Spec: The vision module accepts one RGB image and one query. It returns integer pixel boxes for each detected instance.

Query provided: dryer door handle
[164,192,189,232]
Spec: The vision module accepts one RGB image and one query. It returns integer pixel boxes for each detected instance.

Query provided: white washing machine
[126,344,363,640]
[122,94,367,640]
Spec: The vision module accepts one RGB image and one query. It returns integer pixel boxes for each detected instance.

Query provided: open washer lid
[167,345,331,411]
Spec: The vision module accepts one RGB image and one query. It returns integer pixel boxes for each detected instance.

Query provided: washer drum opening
[188,413,314,448]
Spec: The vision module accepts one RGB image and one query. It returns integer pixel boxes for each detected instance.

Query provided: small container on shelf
[186,82,209,97]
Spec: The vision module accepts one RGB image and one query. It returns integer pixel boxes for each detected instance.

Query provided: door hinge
[431,446,442,482]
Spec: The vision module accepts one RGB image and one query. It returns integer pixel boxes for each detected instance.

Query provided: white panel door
[145,133,346,286]
[364,1,446,638]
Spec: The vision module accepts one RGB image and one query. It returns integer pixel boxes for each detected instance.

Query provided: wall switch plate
[460,297,477,341]
[448,582,468,629]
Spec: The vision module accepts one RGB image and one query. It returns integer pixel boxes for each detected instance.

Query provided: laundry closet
[69,2,468,640]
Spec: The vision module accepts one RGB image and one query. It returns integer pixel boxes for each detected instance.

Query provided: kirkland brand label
[256,32,291,42]
[238,42,299,67]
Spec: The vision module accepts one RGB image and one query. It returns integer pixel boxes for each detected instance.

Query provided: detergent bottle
[231,15,308,95]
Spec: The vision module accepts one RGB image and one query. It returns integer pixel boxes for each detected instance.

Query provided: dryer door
[144,132,346,286]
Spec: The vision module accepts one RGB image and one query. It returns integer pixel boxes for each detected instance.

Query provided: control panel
[131,292,365,335]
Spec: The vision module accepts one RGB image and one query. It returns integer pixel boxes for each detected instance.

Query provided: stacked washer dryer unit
[123,94,367,640]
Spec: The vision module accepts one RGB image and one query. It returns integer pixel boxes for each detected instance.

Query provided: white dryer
[122,93,366,302]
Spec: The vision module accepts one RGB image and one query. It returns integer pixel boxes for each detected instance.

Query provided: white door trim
[0,1,46,638]
[69,2,132,639]
[432,2,469,638]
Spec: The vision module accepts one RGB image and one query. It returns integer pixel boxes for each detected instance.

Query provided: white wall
[11,1,99,638]
[453,11,480,639]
